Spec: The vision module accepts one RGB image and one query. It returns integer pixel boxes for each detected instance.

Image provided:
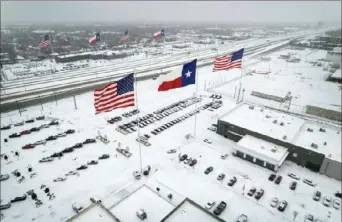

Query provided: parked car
[87,160,98,165]
[0,202,11,210]
[49,120,59,126]
[50,152,63,158]
[275,175,282,185]
[255,189,264,200]
[72,143,83,149]
[25,119,35,123]
[83,138,96,144]
[9,133,21,138]
[248,187,256,196]
[20,130,31,135]
[221,154,229,160]
[133,171,141,180]
[304,214,314,222]
[213,201,227,216]
[228,176,237,186]
[57,132,67,137]
[236,214,248,222]
[62,148,74,153]
[76,165,88,171]
[277,200,288,212]
[205,201,216,210]
[189,159,197,167]
[204,166,214,175]
[39,157,54,163]
[290,181,297,190]
[180,154,188,161]
[30,127,40,132]
[303,179,316,187]
[1,125,11,130]
[35,140,46,145]
[333,198,341,210]
[65,129,75,134]
[99,154,110,159]
[46,135,57,141]
[313,191,321,201]
[36,116,45,120]
[143,165,151,176]
[167,149,177,154]
[203,139,212,144]
[22,144,35,149]
[136,209,147,220]
[53,177,67,182]
[270,197,278,208]
[288,172,300,180]
[0,174,9,181]
[14,121,24,126]
[72,202,84,213]
[268,174,276,181]
[323,196,332,207]
[39,124,49,129]
[217,173,225,181]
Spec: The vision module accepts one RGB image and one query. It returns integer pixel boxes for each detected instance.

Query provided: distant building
[326,47,342,65]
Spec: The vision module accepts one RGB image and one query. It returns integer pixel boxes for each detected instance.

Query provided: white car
[304,214,314,222]
[72,202,83,213]
[221,154,229,159]
[35,140,46,145]
[133,171,141,180]
[56,132,67,137]
[204,139,212,144]
[205,201,216,210]
[270,197,278,208]
[207,127,217,132]
[333,198,341,210]
[287,172,300,180]
[323,196,332,207]
[167,149,177,154]
[236,214,248,222]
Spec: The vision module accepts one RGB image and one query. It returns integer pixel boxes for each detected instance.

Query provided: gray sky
[1,1,341,24]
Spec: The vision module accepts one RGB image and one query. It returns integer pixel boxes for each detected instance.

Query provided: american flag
[120,30,129,42]
[94,74,135,114]
[213,48,244,72]
[40,34,51,48]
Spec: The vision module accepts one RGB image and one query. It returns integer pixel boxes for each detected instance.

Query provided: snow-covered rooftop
[69,204,115,222]
[161,199,224,222]
[236,135,289,166]
[109,185,174,222]
[331,69,341,80]
[251,86,290,99]
[293,122,342,162]
[219,103,305,142]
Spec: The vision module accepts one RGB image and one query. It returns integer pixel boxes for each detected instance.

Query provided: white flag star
[185,70,192,78]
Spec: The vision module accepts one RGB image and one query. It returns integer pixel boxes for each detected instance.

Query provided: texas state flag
[158,59,197,91]
[153,29,165,38]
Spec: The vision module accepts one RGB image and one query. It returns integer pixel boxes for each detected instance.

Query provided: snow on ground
[1,47,341,222]
[210,48,342,114]
[71,205,115,222]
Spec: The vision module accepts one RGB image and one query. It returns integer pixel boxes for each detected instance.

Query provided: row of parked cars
[9,120,59,139]
[22,128,75,150]
[116,113,154,135]
[179,154,197,166]
[107,116,122,124]
[313,190,340,210]
[122,109,140,118]
[53,154,110,182]
[1,116,46,131]
[39,138,96,163]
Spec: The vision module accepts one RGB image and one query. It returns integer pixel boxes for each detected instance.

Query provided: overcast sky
[1,1,341,24]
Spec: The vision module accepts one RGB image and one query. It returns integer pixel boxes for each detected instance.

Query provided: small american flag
[94,74,135,114]
[40,34,51,48]
[120,30,129,42]
[213,48,244,72]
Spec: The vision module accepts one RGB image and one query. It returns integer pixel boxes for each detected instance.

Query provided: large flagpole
[193,62,199,139]
[134,70,143,173]
[236,47,245,104]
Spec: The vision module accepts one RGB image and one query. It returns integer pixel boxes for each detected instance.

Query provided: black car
[1,125,11,130]
[228,176,237,186]
[72,143,83,148]
[0,174,10,181]
[62,148,74,153]
[25,119,35,123]
[50,152,63,158]
[49,120,59,126]
[277,200,288,212]
[10,194,27,203]
[36,116,45,120]
[65,129,75,134]
[0,202,11,210]
[213,201,227,216]
[275,175,282,185]
[290,181,297,190]
[255,189,264,200]
[9,133,21,138]
[269,174,276,181]
[99,154,110,160]
[46,135,57,141]
[76,165,88,170]
[180,154,188,161]
[87,160,98,165]
[204,166,214,175]
[189,159,197,167]
[248,187,257,196]
[30,127,40,132]
[83,138,96,144]
[151,131,157,135]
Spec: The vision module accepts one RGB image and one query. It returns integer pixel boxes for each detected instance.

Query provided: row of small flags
[94,48,244,114]
[40,29,165,48]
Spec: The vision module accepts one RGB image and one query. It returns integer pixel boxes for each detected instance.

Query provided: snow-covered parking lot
[1,47,341,222]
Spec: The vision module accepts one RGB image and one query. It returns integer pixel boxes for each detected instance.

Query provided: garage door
[265,162,275,171]
[236,150,244,158]
[255,158,264,167]
[245,154,254,162]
